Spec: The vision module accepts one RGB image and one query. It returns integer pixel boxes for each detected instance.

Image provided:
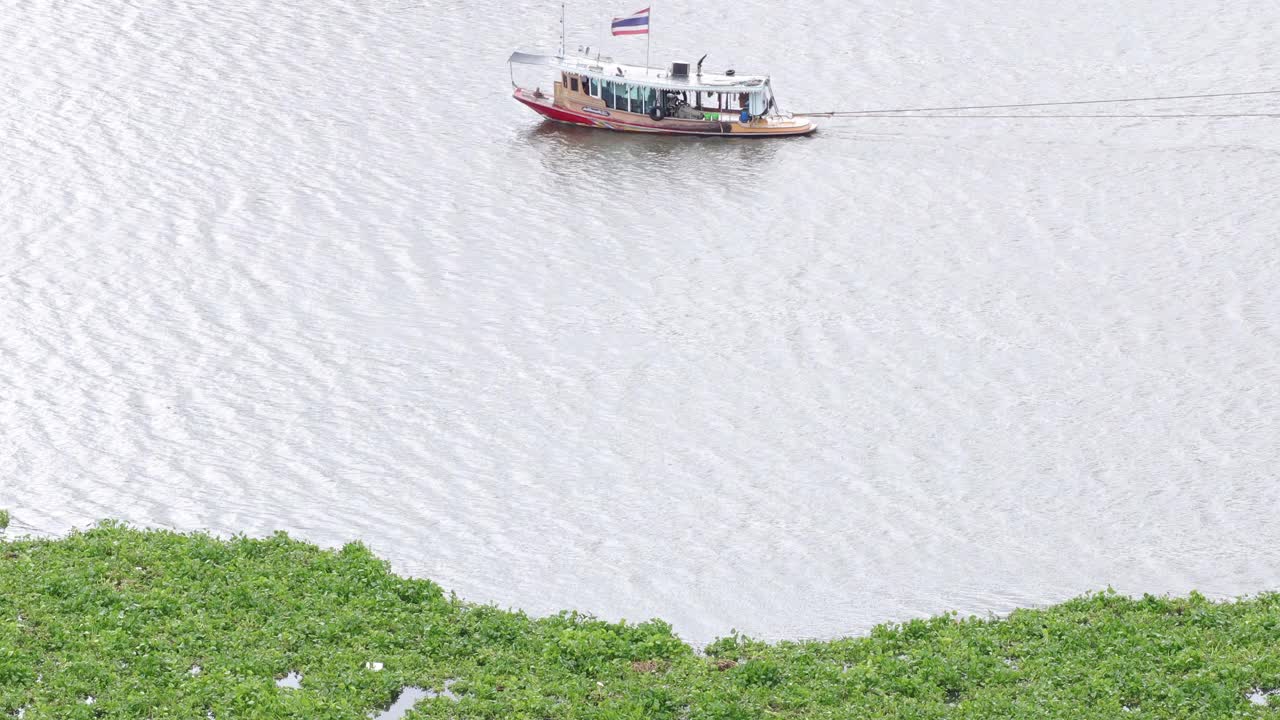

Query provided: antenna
[559,1,565,57]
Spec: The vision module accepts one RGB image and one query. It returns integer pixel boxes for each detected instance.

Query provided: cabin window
[645,87,657,113]
[570,76,579,92]
[589,77,599,97]
[601,81,614,108]
[561,72,567,86]
[629,84,643,114]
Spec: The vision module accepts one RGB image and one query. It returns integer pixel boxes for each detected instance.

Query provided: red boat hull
[512,89,816,138]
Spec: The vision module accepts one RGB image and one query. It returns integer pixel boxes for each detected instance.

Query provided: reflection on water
[519,120,791,186]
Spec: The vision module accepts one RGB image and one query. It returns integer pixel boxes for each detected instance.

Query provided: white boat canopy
[508,52,772,95]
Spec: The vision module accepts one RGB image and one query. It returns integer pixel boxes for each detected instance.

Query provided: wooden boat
[508,51,817,138]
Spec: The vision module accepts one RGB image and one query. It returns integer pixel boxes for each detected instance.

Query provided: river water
[3,0,1279,642]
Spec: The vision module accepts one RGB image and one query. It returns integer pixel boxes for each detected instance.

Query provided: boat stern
[736,114,818,136]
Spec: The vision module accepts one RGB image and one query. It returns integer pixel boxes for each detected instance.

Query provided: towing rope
[803,113,1280,119]
[794,88,1280,118]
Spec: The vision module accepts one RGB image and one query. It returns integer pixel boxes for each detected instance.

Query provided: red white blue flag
[611,7,650,36]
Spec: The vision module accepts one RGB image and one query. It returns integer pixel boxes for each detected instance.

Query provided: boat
[507,51,817,138]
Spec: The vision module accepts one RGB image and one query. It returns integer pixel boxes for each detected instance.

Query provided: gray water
[3,0,1279,643]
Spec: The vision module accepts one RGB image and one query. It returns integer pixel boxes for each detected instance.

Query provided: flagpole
[559,1,565,57]
[645,4,652,70]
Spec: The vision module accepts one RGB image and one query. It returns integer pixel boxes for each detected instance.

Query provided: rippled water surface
[3,0,1279,642]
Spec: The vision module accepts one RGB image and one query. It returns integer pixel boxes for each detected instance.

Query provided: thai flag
[611,7,650,36]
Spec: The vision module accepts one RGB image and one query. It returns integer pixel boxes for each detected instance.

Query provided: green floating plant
[1,522,1278,719]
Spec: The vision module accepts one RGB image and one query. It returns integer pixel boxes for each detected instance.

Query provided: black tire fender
[649,105,664,122]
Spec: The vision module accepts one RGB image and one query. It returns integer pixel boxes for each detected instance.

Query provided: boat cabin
[552,66,771,120]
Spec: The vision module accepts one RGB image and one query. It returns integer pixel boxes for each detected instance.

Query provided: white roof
[509,51,770,93]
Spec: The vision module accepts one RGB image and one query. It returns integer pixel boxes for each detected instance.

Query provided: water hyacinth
[2,523,1279,719]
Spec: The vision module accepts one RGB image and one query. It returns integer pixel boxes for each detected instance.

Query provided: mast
[559,1,565,58]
